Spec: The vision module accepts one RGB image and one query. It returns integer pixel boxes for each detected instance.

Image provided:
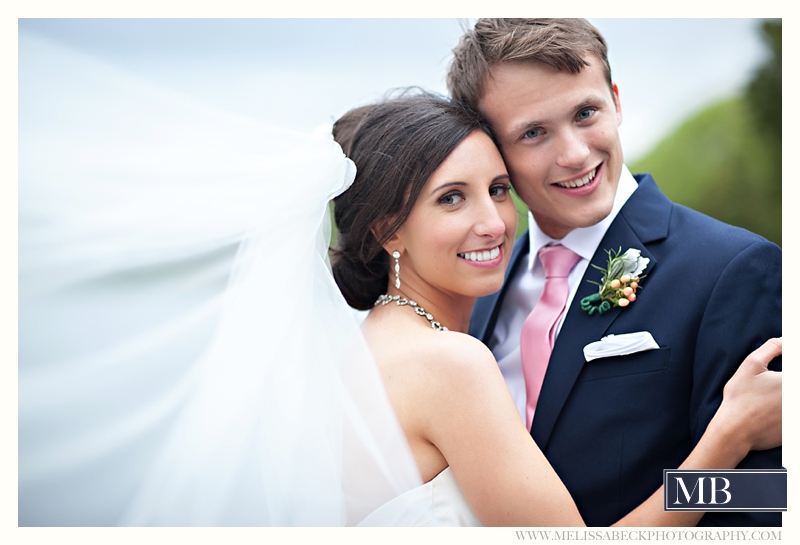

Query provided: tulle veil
[18,28,421,526]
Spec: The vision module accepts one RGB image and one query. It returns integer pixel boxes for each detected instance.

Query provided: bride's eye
[489,184,510,199]
[438,191,464,206]
[489,184,511,200]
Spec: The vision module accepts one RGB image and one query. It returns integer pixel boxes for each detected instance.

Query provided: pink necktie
[520,244,581,429]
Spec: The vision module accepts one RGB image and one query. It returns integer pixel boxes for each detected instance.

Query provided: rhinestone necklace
[374,294,449,331]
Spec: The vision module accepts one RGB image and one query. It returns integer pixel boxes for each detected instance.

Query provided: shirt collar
[527,164,638,269]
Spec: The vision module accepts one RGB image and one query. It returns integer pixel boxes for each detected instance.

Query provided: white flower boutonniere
[581,247,649,315]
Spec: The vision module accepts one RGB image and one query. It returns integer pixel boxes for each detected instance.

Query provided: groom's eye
[523,128,541,139]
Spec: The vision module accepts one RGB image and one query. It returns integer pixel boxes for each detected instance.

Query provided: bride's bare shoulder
[363,311,502,395]
[403,329,502,387]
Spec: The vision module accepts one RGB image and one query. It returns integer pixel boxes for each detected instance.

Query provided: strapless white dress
[357,467,482,526]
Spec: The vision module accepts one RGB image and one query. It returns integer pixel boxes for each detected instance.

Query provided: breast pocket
[579,347,671,382]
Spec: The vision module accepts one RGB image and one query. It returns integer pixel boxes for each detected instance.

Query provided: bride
[330,92,781,526]
[19,30,780,526]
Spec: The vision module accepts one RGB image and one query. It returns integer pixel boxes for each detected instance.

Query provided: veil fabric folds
[19,29,421,526]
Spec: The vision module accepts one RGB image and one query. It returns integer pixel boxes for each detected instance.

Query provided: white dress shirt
[490,165,638,423]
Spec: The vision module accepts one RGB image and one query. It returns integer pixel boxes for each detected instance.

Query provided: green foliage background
[628,95,781,247]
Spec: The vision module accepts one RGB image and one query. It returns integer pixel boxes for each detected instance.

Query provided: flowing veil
[19,29,421,526]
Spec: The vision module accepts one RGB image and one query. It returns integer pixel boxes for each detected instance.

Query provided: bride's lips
[551,164,602,197]
[457,245,503,267]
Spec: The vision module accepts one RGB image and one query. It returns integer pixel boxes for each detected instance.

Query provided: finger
[741,337,782,374]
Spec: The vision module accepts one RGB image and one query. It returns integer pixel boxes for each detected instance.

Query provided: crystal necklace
[374,294,449,331]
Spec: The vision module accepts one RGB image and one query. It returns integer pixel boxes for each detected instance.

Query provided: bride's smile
[457,245,501,264]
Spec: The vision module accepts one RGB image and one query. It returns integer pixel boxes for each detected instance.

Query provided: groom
[450,19,782,526]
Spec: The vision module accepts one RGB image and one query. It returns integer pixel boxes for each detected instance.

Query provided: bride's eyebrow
[429,181,467,195]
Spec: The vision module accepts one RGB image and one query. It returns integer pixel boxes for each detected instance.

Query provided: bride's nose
[473,198,508,238]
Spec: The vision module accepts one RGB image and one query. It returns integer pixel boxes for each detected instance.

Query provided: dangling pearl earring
[393,251,401,289]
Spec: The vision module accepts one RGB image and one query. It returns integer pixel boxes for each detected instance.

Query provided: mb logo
[663,469,786,512]
[673,476,731,505]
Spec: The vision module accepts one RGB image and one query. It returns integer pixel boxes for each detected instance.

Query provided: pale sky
[18,18,771,161]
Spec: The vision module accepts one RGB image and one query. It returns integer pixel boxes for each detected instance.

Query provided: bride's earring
[393,251,401,289]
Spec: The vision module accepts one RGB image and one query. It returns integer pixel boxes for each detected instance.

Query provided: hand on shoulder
[713,337,782,453]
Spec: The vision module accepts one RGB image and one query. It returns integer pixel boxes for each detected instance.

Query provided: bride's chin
[469,278,506,299]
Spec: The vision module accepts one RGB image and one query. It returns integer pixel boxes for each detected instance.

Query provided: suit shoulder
[670,202,780,257]
[632,172,779,254]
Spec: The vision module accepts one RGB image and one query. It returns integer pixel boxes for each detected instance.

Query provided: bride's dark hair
[331,89,491,310]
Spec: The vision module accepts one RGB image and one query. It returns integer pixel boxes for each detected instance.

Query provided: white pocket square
[583,332,660,362]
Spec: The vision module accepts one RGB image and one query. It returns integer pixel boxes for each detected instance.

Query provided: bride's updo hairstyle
[331,90,490,310]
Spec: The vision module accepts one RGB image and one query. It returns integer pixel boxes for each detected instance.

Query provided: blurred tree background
[630,19,781,247]
[512,19,781,247]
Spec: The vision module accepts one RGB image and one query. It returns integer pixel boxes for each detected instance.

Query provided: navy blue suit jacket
[470,174,782,526]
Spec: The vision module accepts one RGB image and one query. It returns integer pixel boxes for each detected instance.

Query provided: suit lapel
[531,175,669,449]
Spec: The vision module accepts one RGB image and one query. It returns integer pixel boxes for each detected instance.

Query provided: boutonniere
[580,247,649,315]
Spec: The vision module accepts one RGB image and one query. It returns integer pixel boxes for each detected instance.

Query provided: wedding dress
[358,468,481,526]
[20,28,456,526]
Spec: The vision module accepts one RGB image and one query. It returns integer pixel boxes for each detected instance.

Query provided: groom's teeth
[459,247,501,262]
[557,168,596,188]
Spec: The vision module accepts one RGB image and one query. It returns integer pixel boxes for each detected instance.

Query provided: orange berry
[610,279,621,289]
[618,298,630,307]
[623,286,633,296]
[630,282,638,289]
[627,293,637,302]
[620,275,631,284]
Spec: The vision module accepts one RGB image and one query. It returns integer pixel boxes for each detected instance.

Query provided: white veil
[18,29,421,526]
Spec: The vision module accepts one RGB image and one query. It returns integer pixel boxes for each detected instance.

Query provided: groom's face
[478,55,624,240]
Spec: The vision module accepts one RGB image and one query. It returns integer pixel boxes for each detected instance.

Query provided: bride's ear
[371,218,404,256]
[379,233,404,257]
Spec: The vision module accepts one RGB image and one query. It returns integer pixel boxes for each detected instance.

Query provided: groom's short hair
[447,18,614,108]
